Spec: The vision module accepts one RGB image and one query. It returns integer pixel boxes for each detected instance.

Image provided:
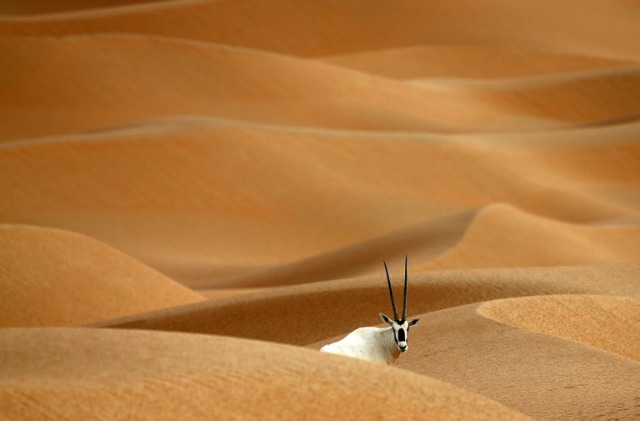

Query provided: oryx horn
[402,255,408,322]
[383,260,399,320]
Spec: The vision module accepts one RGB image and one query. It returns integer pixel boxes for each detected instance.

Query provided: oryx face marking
[380,256,421,353]
[380,314,420,352]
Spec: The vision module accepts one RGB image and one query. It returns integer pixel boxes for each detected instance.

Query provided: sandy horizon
[1,0,640,419]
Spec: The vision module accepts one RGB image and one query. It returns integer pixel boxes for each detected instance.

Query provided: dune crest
[96,264,640,347]
[322,45,638,80]
[1,0,640,60]
[0,0,172,16]
[0,328,531,420]
[390,302,640,419]
[0,225,203,327]
[410,66,640,127]
[420,204,640,271]
[3,115,639,284]
[1,34,543,141]
[478,295,640,360]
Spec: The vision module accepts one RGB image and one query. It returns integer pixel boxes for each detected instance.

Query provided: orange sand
[1,0,640,419]
[0,225,203,327]
[479,294,640,361]
[0,328,529,420]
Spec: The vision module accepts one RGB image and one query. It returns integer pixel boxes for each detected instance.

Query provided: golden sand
[1,0,639,419]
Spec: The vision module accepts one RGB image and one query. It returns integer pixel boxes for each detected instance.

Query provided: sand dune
[3,118,639,284]
[322,45,639,80]
[311,296,640,419]
[1,34,551,141]
[202,204,640,288]
[2,0,640,418]
[96,264,640,346]
[420,204,640,271]
[0,328,531,420]
[310,295,640,418]
[0,225,203,327]
[479,294,640,360]
[1,0,640,60]
[410,66,640,126]
[0,0,172,16]
[196,209,477,289]
[388,301,640,419]
[2,35,638,141]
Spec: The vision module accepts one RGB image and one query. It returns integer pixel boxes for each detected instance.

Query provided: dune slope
[479,295,640,360]
[2,118,639,285]
[420,204,640,271]
[0,34,542,141]
[0,328,530,420]
[96,264,640,346]
[0,0,171,16]
[1,0,639,60]
[311,299,640,420]
[321,45,639,79]
[402,301,640,419]
[0,225,204,327]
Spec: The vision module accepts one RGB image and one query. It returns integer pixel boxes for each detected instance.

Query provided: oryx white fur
[320,256,421,365]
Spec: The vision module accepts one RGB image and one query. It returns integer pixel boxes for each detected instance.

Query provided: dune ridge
[0,225,204,327]
[308,297,640,419]
[0,328,531,420]
[202,204,640,289]
[321,45,639,80]
[0,0,173,16]
[419,204,640,271]
[2,114,638,284]
[409,65,640,126]
[95,264,640,347]
[1,0,640,60]
[478,295,640,361]
[391,301,640,419]
[2,34,546,141]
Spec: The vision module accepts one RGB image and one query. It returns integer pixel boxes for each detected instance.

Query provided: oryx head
[379,256,420,353]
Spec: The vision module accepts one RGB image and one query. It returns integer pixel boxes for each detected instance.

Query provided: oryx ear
[409,318,421,326]
[379,313,393,325]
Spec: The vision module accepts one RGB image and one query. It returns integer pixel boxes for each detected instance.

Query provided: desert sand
[1,0,640,419]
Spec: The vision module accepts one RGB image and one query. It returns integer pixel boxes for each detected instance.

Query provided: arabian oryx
[320,256,421,364]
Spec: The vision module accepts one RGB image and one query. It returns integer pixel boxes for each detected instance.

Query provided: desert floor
[1,1,640,419]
